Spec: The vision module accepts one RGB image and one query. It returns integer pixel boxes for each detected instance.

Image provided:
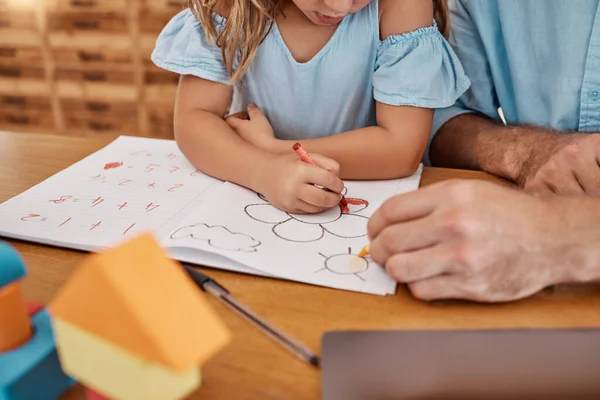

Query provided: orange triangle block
[50,232,231,372]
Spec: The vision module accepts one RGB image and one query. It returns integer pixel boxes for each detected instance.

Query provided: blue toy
[0,242,74,400]
[0,242,26,288]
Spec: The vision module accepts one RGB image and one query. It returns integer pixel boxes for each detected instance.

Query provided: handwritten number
[167,184,183,192]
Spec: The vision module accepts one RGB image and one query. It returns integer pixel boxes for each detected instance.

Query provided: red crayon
[292,143,348,207]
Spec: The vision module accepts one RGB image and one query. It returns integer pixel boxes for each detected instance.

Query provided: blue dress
[152,0,470,141]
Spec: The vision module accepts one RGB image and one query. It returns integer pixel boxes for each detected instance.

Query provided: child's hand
[227,104,277,152]
[255,153,344,214]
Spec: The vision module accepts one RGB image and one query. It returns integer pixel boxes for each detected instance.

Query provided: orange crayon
[292,143,348,207]
[293,142,317,165]
[358,243,371,258]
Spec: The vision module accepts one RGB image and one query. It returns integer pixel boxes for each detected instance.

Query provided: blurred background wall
[0,0,183,138]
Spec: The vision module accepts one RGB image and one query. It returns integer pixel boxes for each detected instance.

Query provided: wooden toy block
[85,387,110,400]
[24,302,43,318]
[0,282,32,352]
[50,232,231,372]
[0,309,74,400]
[0,242,26,288]
[53,318,201,400]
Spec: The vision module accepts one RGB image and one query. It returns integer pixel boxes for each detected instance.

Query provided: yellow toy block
[49,232,231,373]
[53,318,201,400]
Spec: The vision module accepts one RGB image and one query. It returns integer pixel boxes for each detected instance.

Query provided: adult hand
[517,133,600,196]
[367,179,600,302]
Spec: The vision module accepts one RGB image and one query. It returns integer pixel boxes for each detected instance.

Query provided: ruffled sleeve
[373,23,471,108]
[151,9,230,85]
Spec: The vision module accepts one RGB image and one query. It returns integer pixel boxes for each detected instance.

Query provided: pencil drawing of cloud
[170,223,261,253]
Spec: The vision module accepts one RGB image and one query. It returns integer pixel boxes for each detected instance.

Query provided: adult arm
[429,0,600,195]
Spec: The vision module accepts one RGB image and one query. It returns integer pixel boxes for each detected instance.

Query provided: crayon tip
[293,143,301,151]
[358,244,370,258]
[339,196,348,207]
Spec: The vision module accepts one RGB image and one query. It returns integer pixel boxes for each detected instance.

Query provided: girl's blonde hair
[433,0,449,38]
[190,0,449,83]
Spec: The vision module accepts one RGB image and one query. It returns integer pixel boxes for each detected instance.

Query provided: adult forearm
[430,114,559,181]
[175,110,272,192]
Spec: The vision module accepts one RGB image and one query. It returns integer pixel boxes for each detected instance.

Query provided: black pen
[182,263,320,368]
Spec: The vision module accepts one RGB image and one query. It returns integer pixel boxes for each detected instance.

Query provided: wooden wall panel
[0,0,186,138]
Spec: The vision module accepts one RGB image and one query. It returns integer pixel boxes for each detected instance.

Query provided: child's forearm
[271,126,426,180]
[175,109,272,191]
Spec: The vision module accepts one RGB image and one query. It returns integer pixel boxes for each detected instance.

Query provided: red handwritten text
[49,195,73,204]
[21,214,41,221]
[59,218,72,227]
[145,202,160,212]
[167,184,184,192]
[129,150,151,157]
[92,197,105,208]
[104,162,123,170]
[89,175,106,183]
[145,164,160,172]
[123,223,136,235]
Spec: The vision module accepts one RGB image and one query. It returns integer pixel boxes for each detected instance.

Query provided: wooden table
[2,131,600,400]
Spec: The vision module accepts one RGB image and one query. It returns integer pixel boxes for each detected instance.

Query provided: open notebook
[0,137,423,295]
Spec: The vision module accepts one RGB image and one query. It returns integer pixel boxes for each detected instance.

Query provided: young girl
[152,0,469,214]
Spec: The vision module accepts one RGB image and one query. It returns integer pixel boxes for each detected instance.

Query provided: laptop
[322,329,600,399]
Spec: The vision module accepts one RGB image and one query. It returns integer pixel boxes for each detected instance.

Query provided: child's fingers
[228,111,249,120]
[295,199,326,214]
[224,112,249,130]
[299,184,340,209]
[310,154,341,176]
[247,104,266,120]
[304,165,344,194]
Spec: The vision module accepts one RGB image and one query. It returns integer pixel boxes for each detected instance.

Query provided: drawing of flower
[244,192,369,243]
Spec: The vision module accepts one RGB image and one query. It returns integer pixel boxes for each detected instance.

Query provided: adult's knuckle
[559,142,582,160]
[523,177,543,191]
[468,277,492,297]
[386,258,408,282]
[443,180,477,205]
[366,217,377,238]
[443,209,475,237]
[380,229,398,254]
[378,199,397,224]
[369,247,385,265]
[538,158,560,178]
[451,243,478,270]
[409,283,436,301]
